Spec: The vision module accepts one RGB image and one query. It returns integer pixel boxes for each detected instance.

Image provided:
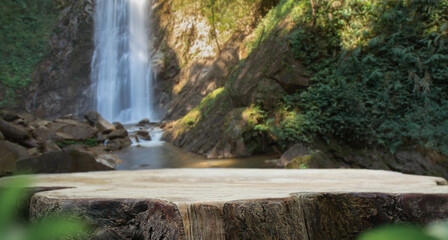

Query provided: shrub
[251,0,448,154]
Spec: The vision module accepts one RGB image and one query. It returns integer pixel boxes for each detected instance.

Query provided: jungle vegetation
[246,0,448,155]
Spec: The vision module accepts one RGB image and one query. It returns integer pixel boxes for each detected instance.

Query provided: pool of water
[115,126,279,170]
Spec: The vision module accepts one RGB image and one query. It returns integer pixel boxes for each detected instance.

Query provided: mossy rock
[286,150,336,169]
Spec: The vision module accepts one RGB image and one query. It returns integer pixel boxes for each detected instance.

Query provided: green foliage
[251,0,448,154]
[0,176,90,239]
[358,225,436,240]
[197,87,228,117]
[56,138,99,148]
[0,176,30,232]
[247,0,307,53]
[358,222,448,240]
[242,104,265,127]
[171,0,260,50]
[0,0,65,106]
[200,0,259,33]
[179,87,228,129]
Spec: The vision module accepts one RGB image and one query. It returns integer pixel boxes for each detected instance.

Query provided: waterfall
[91,0,157,123]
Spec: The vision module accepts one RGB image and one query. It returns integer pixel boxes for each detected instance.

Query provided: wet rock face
[26,0,94,119]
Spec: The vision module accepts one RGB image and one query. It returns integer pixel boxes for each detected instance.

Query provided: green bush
[0,0,65,106]
[170,0,260,52]
[56,138,99,148]
[252,0,448,154]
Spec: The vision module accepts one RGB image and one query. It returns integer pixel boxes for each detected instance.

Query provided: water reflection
[115,140,279,170]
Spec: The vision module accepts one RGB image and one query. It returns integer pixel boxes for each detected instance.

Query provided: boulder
[130,135,140,143]
[84,110,100,126]
[136,130,151,141]
[58,143,88,152]
[0,119,29,142]
[96,133,107,143]
[105,138,132,151]
[18,139,39,149]
[286,150,337,169]
[30,119,50,129]
[0,120,38,148]
[0,111,35,128]
[0,110,21,122]
[106,129,128,139]
[42,140,62,152]
[52,119,79,125]
[26,148,40,157]
[277,143,309,167]
[13,118,28,127]
[32,127,63,142]
[207,138,248,159]
[48,119,96,141]
[0,130,4,140]
[84,111,116,134]
[113,122,124,130]
[55,132,76,141]
[60,114,75,119]
[137,118,150,126]
[16,150,113,174]
[391,151,441,176]
[95,154,120,169]
[0,140,29,176]
[18,113,37,125]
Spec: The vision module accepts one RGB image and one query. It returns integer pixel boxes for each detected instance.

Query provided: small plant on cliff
[55,138,99,148]
[0,176,90,239]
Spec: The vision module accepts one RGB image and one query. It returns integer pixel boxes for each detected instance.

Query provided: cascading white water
[91,0,157,123]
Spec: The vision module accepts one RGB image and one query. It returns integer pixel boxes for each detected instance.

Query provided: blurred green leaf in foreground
[358,222,448,240]
[0,176,90,240]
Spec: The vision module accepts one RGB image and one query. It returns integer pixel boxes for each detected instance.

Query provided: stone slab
[2,169,448,239]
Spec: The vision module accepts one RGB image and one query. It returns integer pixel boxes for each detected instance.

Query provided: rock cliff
[159,0,308,158]
[26,0,94,119]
